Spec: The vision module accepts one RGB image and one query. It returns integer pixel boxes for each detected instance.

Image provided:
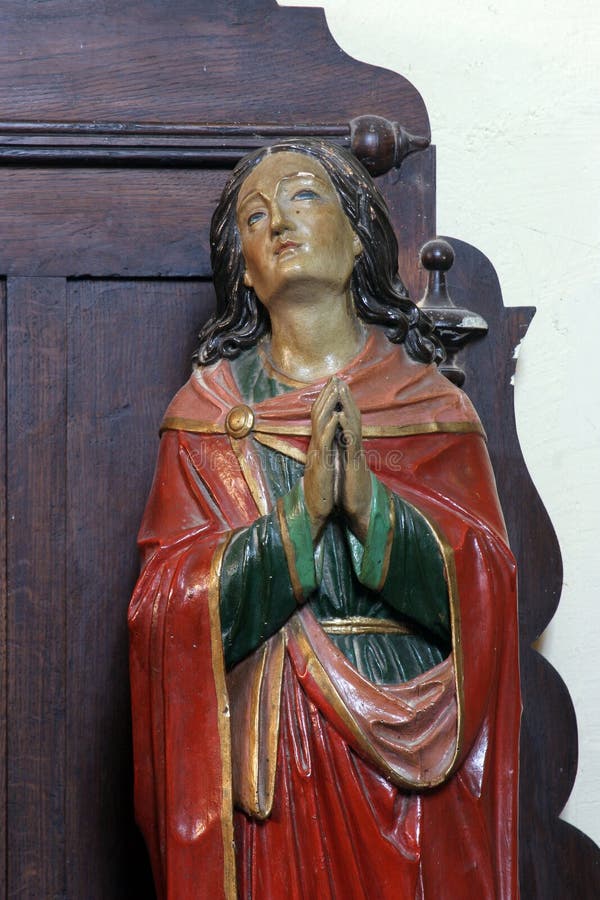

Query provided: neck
[267,289,366,382]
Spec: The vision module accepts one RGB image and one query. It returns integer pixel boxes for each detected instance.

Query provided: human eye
[292,189,320,201]
[247,210,266,227]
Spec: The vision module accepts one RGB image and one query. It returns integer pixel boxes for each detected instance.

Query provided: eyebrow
[278,172,329,188]
[237,190,269,213]
[237,172,330,212]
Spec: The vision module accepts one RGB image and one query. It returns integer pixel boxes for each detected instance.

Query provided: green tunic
[219,345,450,684]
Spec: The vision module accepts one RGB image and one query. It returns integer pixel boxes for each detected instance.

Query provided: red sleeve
[367,431,519,898]
[129,431,240,899]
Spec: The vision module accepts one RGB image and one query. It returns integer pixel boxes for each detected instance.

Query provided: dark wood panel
[6,276,68,898]
[0,167,225,278]
[0,1,429,135]
[383,146,436,302]
[65,278,213,898]
[0,279,6,900]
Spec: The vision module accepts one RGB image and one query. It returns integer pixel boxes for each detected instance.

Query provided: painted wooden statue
[128,140,520,899]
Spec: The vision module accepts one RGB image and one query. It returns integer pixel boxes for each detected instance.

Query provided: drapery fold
[129,334,519,899]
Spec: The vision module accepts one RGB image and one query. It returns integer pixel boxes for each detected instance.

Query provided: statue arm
[137,428,317,670]
[222,464,450,671]
[346,473,450,642]
[219,479,317,668]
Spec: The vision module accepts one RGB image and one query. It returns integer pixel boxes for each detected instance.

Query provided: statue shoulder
[161,359,239,432]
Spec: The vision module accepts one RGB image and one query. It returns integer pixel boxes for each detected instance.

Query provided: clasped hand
[304,377,372,543]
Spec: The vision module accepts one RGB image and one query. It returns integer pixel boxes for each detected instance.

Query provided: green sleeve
[346,473,393,591]
[220,480,317,669]
[347,474,450,643]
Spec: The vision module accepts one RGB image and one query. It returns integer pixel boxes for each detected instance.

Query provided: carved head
[235,151,363,312]
[195,139,440,366]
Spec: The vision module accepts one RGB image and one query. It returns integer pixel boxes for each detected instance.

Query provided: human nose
[270,195,292,236]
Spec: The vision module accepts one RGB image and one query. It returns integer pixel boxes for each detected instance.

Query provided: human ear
[352,233,363,257]
[243,270,253,288]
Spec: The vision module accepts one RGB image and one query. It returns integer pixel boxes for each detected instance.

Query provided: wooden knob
[420,238,455,273]
[418,237,488,387]
[420,239,455,310]
[350,115,429,176]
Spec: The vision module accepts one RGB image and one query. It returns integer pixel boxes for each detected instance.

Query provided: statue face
[236,151,362,307]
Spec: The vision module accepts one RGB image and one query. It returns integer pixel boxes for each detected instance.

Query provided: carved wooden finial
[420,238,456,308]
[419,238,488,386]
[350,115,429,176]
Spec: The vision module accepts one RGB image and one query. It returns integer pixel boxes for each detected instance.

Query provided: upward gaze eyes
[246,188,321,227]
[292,189,319,201]
[247,211,266,227]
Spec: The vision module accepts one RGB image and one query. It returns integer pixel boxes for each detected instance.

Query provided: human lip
[274,240,300,257]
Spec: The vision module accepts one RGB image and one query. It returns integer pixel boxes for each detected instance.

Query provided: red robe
[129,329,520,898]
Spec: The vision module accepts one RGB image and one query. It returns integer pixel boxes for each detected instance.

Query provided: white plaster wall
[280,0,600,846]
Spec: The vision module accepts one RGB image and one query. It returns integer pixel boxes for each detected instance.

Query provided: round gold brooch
[225,404,254,439]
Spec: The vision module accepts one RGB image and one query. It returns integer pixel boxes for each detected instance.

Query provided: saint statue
[129,140,520,899]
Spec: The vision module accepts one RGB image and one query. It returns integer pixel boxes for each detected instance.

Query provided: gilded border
[161,415,225,435]
[376,491,396,591]
[229,436,269,516]
[361,421,485,439]
[208,536,237,900]
[161,415,485,440]
[321,615,414,636]
[276,497,305,602]
[405,502,464,776]
[288,613,456,790]
[261,635,286,818]
[254,432,308,464]
[246,644,269,812]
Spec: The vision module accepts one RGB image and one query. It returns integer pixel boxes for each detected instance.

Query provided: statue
[128,139,520,899]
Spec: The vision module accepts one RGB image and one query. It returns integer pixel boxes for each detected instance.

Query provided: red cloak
[129,329,520,898]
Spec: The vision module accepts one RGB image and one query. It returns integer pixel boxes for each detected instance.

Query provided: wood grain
[383,146,436,303]
[65,278,212,898]
[0,0,429,134]
[6,276,68,898]
[0,167,222,278]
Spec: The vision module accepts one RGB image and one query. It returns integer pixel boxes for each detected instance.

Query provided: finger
[336,380,361,415]
[338,389,361,423]
[311,378,340,424]
[332,439,342,509]
[337,411,363,458]
[315,376,339,407]
[311,388,342,444]
[312,397,342,437]
[314,411,340,454]
[337,384,361,430]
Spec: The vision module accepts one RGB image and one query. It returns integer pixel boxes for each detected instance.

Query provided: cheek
[318,218,357,264]
[240,236,267,271]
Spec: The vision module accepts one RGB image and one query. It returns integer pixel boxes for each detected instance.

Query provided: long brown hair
[194,139,442,366]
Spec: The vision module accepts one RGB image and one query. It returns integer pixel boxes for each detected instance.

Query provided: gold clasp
[225,404,255,439]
